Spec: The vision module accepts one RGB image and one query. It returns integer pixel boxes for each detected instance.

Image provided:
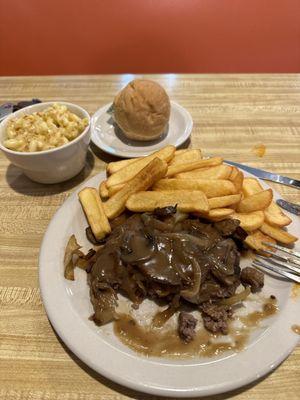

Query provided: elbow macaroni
[3,104,88,152]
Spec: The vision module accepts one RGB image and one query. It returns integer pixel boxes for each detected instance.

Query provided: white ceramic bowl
[0,102,91,184]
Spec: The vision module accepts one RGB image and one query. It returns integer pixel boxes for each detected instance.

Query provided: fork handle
[276,199,300,216]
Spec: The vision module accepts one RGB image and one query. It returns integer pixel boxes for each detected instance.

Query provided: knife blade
[224,160,300,190]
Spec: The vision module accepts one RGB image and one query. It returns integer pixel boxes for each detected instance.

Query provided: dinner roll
[113,79,171,141]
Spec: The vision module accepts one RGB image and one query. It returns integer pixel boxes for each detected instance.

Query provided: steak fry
[104,157,168,219]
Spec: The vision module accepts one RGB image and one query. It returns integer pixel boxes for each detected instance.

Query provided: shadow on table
[90,137,192,162]
[85,138,192,174]
[90,142,122,163]
[5,149,95,196]
[5,138,192,197]
[52,325,271,400]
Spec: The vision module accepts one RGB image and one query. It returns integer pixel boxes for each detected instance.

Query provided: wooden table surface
[0,74,299,400]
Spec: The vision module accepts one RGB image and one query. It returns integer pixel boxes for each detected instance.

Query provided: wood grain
[0,74,299,400]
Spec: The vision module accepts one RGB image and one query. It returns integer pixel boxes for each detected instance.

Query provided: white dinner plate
[91,101,193,158]
[39,170,300,398]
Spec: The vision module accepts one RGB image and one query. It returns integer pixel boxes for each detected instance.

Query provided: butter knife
[225,160,300,190]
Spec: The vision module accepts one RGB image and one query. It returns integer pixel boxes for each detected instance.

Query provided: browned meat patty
[178,312,197,342]
[200,302,233,335]
[241,267,264,293]
[85,208,263,341]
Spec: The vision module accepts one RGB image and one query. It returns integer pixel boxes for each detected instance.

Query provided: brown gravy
[240,302,277,327]
[291,325,300,335]
[252,143,266,158]
[291,284,300,299]
[114,313,247,358]
[114,299,278,358]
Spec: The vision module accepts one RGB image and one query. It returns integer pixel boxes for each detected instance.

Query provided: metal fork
[252,242,300,283]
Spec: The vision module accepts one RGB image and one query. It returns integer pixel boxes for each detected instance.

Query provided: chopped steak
[214,219,240,237]
[200,303,233,335]
[67,206,265,341]
[215,280,240,298]
[178,312,197,342]
[241,267,264,293]
[154,205,177,218]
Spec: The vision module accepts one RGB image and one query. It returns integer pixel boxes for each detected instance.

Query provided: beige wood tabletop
[0,74,299,400]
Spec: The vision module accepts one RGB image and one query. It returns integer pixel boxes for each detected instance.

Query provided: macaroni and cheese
[3,104,89,152]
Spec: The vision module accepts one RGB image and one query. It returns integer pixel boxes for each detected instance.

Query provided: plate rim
[90,101,193,158]
[39,169,300,397]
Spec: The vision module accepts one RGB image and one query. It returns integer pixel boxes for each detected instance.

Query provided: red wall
[1,0,299,75]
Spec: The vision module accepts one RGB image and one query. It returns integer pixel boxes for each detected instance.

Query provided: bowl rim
[0,101,91,156]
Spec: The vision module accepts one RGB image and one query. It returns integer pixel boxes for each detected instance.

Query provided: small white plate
[91,101,193,158]
[39,171,300,398]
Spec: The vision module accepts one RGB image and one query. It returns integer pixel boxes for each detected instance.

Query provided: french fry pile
[78,145,298,254]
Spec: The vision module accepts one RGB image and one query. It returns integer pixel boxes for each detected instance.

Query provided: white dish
[91,101,193,158]
[39,171,300,397]
[0,102,91,184]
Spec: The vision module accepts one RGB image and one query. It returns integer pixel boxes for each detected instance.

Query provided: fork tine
[258,249,300,268]
[253,260,300,284]
[256,255,300,275]
[262,242,300,259]
[256,242,300,283]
